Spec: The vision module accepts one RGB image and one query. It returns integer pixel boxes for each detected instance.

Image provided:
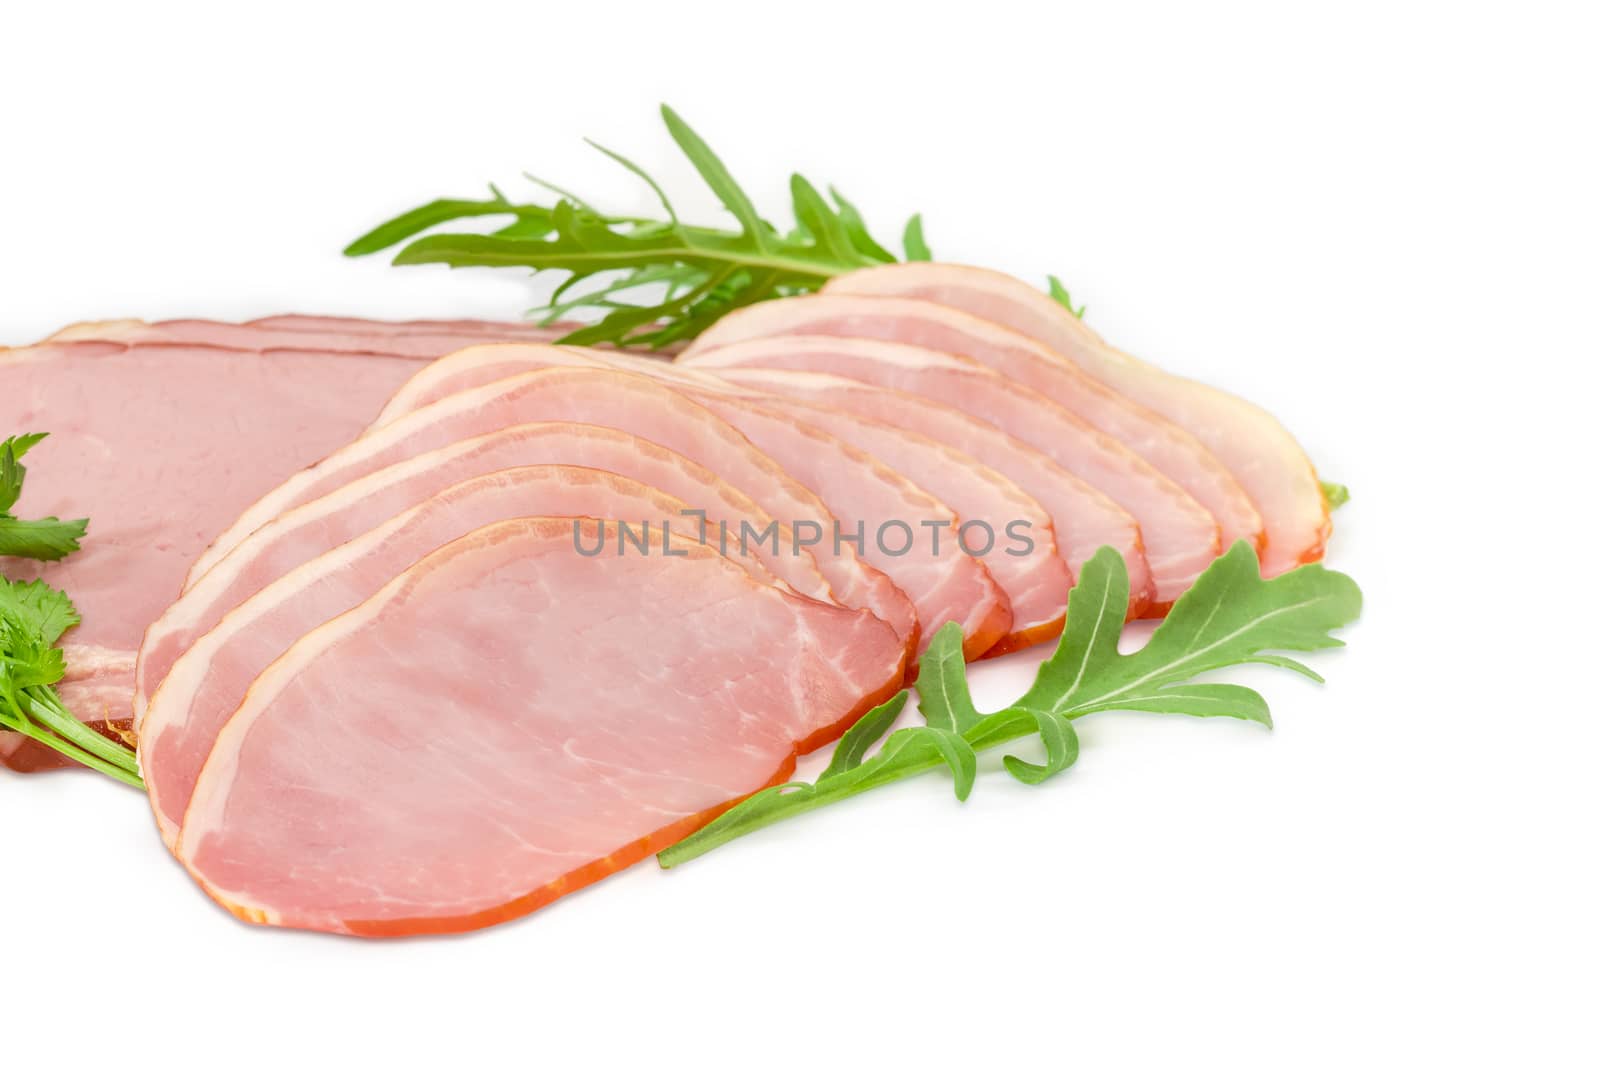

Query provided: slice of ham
[142,465,838,849]
[821,264,1328,574]
[719,368,1149,618]
[190,364,918,649]
[677,393,1011,658]
[685,293,1261,557]
[134,421,823,728]
[175,518,908,937]
[681,335,1218,608]
[724,392,1071,654]
[372,344,1134,618]
[249,314,570,341]
[0,334,438,770]
[49,317,567,361]
[368,345,1010,658]
[371,344,662,424]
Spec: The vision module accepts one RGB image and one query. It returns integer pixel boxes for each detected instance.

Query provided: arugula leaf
[0,434,89,562]
[820,692,907,779]
[1047,275,1087,319]
[1322,481,1351,510]
[342,192,556,257]
[658,542,1360,868]
[0,577,142,788]
[1013,542,1358,720]
[829,188,897,264]
[346,107,932,347]
[660,105,772,250]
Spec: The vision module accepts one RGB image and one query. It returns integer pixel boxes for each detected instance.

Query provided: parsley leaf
[0,434,89,562]
[658,542,1361,868]
[0,577,81,645]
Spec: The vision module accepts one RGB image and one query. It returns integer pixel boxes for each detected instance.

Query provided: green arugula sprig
[659,542,1361,867]
[345,106,932,348]
[0,578,142,787]
[0,434,88,561]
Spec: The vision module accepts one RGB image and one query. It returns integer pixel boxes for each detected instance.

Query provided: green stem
[0,708,143,789]
[659,713,1048,868]
[395,237,850,285]
[22,687,139,774]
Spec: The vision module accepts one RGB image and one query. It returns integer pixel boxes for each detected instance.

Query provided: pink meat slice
[719,368,1147,618]
[49,317,566,361]
[176,518,909,937]
[134,421,824,726]
[191,365,917,649]
[686,292,1261,557]
[682,394,1010,659]
[727,391,1071,653]
[0,335,438,771]
[142,466,830,849]
[684,336,1217,608]
[823,263,1328,574]
[370,343,653,424]
[367,346,1009,658]
[249,314,570,342]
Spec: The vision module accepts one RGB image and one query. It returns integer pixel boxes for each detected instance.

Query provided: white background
[3,2,1596,1064]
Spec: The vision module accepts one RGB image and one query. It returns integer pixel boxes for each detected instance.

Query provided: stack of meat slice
[127,339,915,935]
[0,315,564,770]
[5,262,1331,936]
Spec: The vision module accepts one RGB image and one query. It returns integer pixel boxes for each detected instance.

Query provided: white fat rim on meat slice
[372,343,755,427]
[685,331,979,372]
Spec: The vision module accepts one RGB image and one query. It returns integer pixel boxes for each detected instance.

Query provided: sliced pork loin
[142,466,843,849]
[823,262,1329,574]
[0,333,441,770]
[684,293,1262,557]
[369,345,1011,658]
[135,421,823,727]
[49,317,568,361]
[717,368,1150,614]
[724,392,1071,654]
[371,345,1065,648]
[682,335,1218,608]
[376,344,1126,621]
[658,392,1010,658]
[250,313,572,342]
[175,518,908,937]
[189,365,918,649]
